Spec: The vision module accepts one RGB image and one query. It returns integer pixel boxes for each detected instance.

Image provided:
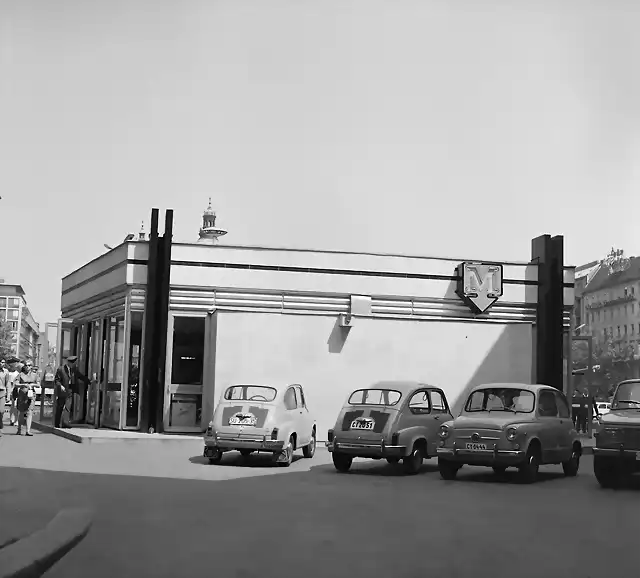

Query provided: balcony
[586,294,636,310]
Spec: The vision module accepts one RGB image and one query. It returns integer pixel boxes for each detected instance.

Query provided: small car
[203,383,317,467]
[593,379,640,488]
[326,381,453,475]
[436,383,582,483]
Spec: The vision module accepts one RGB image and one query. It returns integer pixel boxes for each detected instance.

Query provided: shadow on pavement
[188,452,304,468]
[452,467,567,485]
[309,460,439,477]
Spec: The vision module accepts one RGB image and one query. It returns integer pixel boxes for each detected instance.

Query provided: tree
[0,318,16,361]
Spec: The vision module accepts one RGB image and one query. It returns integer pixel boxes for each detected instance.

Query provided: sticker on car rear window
[350,417,375,430]
[229,412,257,426]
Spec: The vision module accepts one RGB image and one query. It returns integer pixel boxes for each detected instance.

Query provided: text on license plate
[465,443,487,451]
[229,417,256,426]
[351,421,374,430]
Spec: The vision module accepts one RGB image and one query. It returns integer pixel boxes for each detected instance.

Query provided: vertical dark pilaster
[140,209,159,433]
[532,234,565,391]
[153,210,173,433]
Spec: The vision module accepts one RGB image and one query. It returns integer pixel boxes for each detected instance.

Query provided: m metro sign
[455,262,504,314]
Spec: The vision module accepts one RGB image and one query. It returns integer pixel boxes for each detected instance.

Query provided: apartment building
[0,284,40,363]
[581,249,640,351]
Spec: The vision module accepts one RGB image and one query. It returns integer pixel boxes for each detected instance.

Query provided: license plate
[465,443,487,451]
[351,420,374,430]
[229,416,256,426]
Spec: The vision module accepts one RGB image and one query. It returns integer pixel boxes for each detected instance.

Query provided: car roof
[469,383,558,394]
[361,380,439,396]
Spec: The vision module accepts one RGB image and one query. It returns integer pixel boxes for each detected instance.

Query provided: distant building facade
[0,284,40,363]
[580,249,640,352]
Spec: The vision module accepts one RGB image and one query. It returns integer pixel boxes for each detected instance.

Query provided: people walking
[54,355,89,428]
[6,357,21,426]
[15,359,38,436]
[571,388,581,430]
[0,358,8,437]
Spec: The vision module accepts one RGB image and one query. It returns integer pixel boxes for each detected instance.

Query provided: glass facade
[86,319,102,425]
[102,317,125,429]
[126,312,144,428]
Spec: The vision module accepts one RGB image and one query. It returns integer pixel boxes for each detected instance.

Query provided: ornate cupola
[197,198,228,244]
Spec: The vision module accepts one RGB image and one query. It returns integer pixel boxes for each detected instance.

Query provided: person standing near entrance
[0,359,8,437]
[54,355,89,428]
[15,359,38,436]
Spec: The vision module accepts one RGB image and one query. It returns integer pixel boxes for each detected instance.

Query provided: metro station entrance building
[57,206,575,438]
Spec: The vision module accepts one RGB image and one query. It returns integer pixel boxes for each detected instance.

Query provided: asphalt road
[1,432,640,578]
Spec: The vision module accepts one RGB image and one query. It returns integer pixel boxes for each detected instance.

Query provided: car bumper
[593,447,640,460]
[204,436,285,453]
[436,447,526,466]
[326,441,407,459]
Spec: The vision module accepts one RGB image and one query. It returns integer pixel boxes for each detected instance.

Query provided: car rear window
[348,389,402,406]
[465,387,535,413]
[224,385,277,402]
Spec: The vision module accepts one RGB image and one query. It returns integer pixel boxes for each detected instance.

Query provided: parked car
[436,383,582,483]
[203,383,316,467]
[593,379,640,488]
[326,381,453,475]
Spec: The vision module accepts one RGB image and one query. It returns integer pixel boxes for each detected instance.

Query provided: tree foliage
[0,318,16,361]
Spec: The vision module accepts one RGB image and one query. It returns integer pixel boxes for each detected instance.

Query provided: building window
[624,325,628,335]
[624,287,629,297]
[8,309,18,320]
[632,325,636,335]
[618,326,621,337]
[633,304,636,314]
[0,298,6,307]
[8,298,19,308]
[633,286,636,296]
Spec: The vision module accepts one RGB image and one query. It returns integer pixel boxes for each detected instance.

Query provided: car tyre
[562,448,580,477]
[208,449,223,465]
[302,430,316,458]
[438,458,460,480]
[403,445,424,475]
[277,436,295,468]
[386,457,400,465]
[239,449,253,458]
[518,445,540,484]
[594,456,620,488]
[332,452,353,473]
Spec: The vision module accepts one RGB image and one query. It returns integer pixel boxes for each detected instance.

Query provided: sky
[1,0,640,325]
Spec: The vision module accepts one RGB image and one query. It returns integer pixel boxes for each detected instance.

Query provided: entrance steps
[32,422,202,444]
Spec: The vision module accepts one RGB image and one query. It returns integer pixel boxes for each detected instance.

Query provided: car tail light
[327,429,334,442]
[271,428,279,440]
[391,433,399,446]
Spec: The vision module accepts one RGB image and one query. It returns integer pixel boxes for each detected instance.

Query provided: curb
[0,508,93,578]
[31,422,84,444]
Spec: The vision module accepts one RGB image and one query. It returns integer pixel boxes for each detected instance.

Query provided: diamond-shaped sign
[455,262,504,314]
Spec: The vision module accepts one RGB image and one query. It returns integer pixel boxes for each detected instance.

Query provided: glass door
[86,319,103,426]
[164,314,207,433]
[54,318,74,419]
[124,311,144,429]
[73,324,89,422]
[101,316,126,429]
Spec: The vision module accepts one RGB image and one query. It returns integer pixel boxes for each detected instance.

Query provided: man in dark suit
[54,355,90,428]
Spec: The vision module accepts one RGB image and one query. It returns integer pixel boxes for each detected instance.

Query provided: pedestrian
[6,357,21,426]
[571,388,581,429]
[54,355,89,428]
[15,359,38,436]
[0,358,8,437]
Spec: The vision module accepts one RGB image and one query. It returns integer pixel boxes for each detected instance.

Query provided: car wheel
[332,452,353,473]
[239,449,253,458]
[562,448,580,477]
[403,444,424,475]
[492,466,507,476]
[594,456,620,488]
[386,457,400,465]
[438,458,460,480]
[277,436,295,468]
[518,445,540,484]
[302,430,316,458]
[208,449,223,465]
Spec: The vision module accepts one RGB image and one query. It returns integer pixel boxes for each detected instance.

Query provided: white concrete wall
[211,311,533,441]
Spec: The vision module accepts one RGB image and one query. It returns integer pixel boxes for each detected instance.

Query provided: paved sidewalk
[0,423,332,481]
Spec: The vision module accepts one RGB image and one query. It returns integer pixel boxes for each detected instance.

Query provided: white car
[204,383,317,467]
